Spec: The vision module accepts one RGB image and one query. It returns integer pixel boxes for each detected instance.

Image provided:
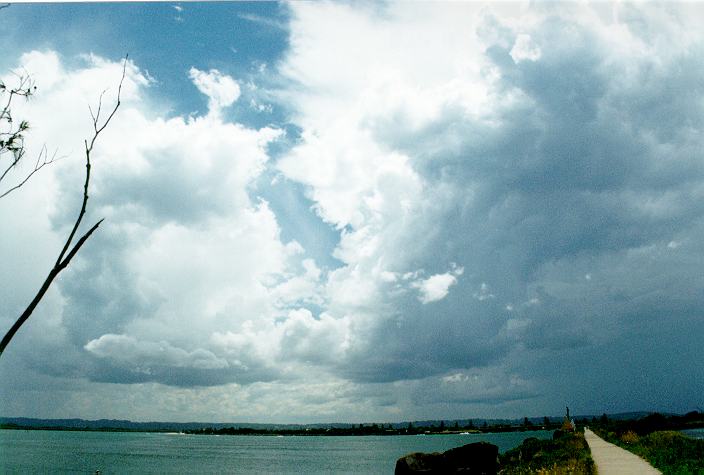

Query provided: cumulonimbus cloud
[3,1,704,421]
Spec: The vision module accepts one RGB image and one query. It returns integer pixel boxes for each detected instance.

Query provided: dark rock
[444,442,498,473]
[395,451,445,474]
[394,441,498,474]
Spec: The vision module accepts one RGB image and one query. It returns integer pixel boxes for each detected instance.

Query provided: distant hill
[601,411,660,421]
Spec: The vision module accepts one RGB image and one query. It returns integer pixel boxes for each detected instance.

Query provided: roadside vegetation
[592,411,704,474]
[499,431,595,474]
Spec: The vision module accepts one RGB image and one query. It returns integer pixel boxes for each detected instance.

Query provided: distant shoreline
[2,411,702,437]
[0,423,550,436]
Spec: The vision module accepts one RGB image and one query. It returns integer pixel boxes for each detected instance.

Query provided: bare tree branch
[0,56,128,358]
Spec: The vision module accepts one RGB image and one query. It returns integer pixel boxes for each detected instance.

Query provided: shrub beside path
[583,428,661,474]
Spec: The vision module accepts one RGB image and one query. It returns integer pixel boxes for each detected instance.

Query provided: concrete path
[583,428,661,475]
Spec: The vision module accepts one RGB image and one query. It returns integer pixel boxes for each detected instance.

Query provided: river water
[0,429,551,473]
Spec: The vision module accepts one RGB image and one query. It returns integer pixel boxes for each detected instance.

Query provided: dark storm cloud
[58,232,155,347]
[335,290,512,384]
[321,9,704,406]
[86,358,279,388]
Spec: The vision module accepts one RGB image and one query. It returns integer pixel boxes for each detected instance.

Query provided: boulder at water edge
[394,441,499,474]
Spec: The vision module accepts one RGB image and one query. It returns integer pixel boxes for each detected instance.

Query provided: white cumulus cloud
[412,267,464,304]
[510,33,541,62]
[85,334,228,370]
[188,67,241,115]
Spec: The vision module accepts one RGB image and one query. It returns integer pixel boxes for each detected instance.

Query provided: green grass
[601,429,704,475]
[499,431,595,474]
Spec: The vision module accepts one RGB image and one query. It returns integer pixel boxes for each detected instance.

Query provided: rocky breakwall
[394,441,499,474]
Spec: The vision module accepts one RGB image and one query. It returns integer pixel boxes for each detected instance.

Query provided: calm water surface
[0,429,551,473]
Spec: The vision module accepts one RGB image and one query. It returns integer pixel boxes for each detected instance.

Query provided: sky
[1,1,703,424]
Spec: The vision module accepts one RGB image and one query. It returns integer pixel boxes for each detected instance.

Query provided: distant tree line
[588,410,704,435]
[186,418,564,437]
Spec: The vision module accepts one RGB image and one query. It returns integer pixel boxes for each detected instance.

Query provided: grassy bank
[499,431,595,474]
[598,429,704,474]
[588,411,704,474]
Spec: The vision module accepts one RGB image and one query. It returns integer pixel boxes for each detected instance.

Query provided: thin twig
[56,58,126,266]
[0,152,23,184]
[0,146,59,199]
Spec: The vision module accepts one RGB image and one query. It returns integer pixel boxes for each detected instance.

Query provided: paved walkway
[583,428,661,474]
